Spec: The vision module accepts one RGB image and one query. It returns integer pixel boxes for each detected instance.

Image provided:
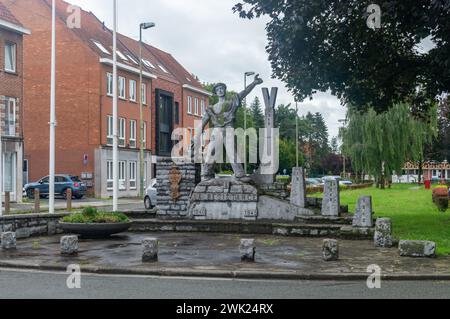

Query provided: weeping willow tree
[342,103,438,188]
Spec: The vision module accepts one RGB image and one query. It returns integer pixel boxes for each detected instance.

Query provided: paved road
[0,269,449,299]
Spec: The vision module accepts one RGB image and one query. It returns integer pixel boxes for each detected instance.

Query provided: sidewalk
[10,198,144,213]
[1,232,449,280]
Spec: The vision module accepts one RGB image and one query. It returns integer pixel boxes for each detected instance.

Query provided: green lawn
[315,184,450,255]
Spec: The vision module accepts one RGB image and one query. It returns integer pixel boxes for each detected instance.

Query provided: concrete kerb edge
[0,260,449,281]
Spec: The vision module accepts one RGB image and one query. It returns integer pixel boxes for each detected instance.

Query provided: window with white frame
[116,50,128,61]
[129,161,137,189]
[187,96,192,114]
[119,118,126,147]
[5,42,16,73]
[107,73,113,96]
[93,40,110,54]
[5,98,16,137]
[158,64,169,73]
[130,120,137,148]
[129,80,137,102]
[194,98,199,115]
[201,99,206,116]
[141,83,147,105]
[143,121,147,147]
[106,161,113,190]
[118,76,126,99]
[119,161,126,190]
[142,59,155,68]
[127,55,138,65]
[107,115,113,145]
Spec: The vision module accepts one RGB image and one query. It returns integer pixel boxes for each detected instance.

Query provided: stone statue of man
[199,74,263,181]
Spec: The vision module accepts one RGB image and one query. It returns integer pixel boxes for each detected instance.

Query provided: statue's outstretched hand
[254,74,263,85]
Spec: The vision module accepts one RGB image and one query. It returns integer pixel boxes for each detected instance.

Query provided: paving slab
[0,232,449,280]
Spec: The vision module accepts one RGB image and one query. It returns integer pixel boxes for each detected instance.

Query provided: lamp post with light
[139,22,155,199]
[243,71,255,175]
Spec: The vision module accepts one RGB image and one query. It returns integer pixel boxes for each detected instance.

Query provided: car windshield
[70,176,82,182]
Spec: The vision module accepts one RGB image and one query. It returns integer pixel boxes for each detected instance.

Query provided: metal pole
[0,97,2,216]
[243,75,247,175]
[295,101,299,168]
[139,26,145,199]
[112,0,119,211]
[49,0,56,214]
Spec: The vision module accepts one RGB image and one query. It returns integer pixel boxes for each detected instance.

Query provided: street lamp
[139,22,155,199]
[244,71,255,175]
[49,0,56,214]
[112,0,118,211]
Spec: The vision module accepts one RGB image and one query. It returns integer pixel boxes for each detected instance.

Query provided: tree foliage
[233,0,450,112]
[342,103,438,186]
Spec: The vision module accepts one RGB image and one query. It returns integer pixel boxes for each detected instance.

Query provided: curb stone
[0,261,449,281]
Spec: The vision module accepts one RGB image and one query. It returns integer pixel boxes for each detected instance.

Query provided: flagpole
[49,0,56,214]
[296,101,299,168]
[112,0,119,211]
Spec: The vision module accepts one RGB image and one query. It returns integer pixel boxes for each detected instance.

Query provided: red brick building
[3,0,210,198]
[0,2,29,202]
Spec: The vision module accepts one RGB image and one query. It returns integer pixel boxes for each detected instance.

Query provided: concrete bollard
[142,238,159,262]
[322,239,339,261]
[66,188,72,211]
[34,189,40,214]
[1,232,17,250]
[4,192,10,215]
[240,239,256,262]
[60,235,79,256]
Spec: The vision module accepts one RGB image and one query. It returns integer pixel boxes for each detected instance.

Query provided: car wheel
[26,189,35,199]
[144,196,152,210]
[75,195,83,200]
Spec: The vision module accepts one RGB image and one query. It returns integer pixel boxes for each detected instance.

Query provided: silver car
[144,179,157,209]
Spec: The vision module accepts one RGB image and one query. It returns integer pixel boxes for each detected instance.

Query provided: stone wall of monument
[156,157,200,218]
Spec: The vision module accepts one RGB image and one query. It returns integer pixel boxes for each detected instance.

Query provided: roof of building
[45,0,209,94]
[0,0,30,34]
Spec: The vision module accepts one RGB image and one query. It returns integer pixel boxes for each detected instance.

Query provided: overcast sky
[67,0,345,139]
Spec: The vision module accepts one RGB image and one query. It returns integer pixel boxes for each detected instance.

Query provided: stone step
[124,209,157,220]
[295,214,354,225]
[129,219,372,239]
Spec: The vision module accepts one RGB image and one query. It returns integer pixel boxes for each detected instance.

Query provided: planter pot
[59,222,132,239]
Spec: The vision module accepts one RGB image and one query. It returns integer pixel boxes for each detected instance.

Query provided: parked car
[305,178,321,186]
[144,179,157,209]
[24,175,87,199]
[339,180,353,186]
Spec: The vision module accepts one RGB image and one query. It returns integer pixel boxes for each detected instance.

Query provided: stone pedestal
[60,235,78,256]
[156,157,200,218]
[322,239,339,261]
[321,179,340,217]
[189,178,258,220]
[374,218,393,248]
[352,196,373,227]
[290,167,306,209]
[399,240,436,257]
[1,232,16,250]
[240,239,255,262]
[142,238,159,262]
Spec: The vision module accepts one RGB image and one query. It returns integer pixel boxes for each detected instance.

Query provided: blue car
[24,175,87,200]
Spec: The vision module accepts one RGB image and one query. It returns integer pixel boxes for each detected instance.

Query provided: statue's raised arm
[238,74,264,101]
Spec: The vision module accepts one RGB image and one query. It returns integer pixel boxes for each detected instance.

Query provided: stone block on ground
[374,218,393,248]
[399,240,436,258]
[290,167,306,208]
[322,239,339,261]
[240,239,255,262]
[1,232,16,250]
[142,237,159,262]
[60,235,78,256]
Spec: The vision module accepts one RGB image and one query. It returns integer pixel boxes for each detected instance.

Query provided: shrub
[432,187,449,212]
[62,210,129,224]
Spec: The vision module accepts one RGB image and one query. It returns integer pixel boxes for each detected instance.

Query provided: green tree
[249,96,265,130]
[330,137,339,154]
[233,1,450,112]
[342,103,438,188]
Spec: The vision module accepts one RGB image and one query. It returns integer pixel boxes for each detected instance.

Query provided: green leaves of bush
[61,207,129,224]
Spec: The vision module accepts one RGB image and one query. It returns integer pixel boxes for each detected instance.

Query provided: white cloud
[67,0,345,137]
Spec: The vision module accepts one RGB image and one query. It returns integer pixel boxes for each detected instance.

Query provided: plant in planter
[432,187,449,212]
[60,207,131,238]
